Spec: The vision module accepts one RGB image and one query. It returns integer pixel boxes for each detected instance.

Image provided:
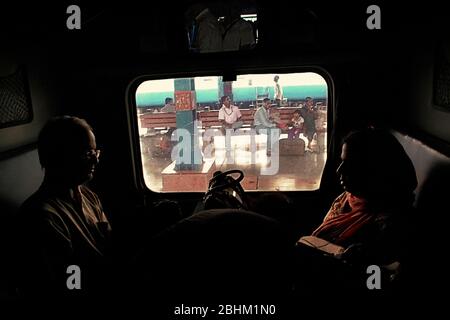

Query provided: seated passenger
[287,110,304,139]
[218,95,242,133]
[294,128,417,294]
[311,128,417,265]
[269,108,288,130]
[161,97,175,113]
[16,116,112,297]
[218,95,242,159]
[254,98,278,156]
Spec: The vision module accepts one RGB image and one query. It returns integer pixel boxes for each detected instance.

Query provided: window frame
[126,66,334,195]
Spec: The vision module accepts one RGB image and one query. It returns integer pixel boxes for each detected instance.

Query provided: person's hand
[336,243,365,262]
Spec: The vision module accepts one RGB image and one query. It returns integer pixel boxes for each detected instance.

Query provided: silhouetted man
[16,116,111,297]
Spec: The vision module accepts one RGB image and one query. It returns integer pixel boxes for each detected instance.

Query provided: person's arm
[218,107,231,128]
[218,107,225,121]
[235,106,242,120]
[218,107,228,127]
[314,110,319,120]
[255,108,276,128]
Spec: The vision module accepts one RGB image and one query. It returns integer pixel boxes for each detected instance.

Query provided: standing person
[16,116,112,297]
[274,75,283,107]
[300,97,318,151]
[254,98,278,156]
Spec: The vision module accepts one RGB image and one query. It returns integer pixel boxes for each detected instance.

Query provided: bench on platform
[139,107,306,131]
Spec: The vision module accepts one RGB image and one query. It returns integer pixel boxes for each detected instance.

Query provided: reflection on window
[185,2,257,53]
[135,72,328,192]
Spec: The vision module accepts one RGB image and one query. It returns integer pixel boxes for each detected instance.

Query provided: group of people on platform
[218,95,320,153]
[151,93,321,156]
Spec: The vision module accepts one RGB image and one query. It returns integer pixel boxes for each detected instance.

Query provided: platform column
[174,78,202,171]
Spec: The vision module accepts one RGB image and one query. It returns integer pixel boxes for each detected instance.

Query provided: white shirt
[218,105,242,124]
[274,82,283,100]
[292,116,305,128]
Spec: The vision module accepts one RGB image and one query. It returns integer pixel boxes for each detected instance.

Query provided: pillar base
[162,159,216,192]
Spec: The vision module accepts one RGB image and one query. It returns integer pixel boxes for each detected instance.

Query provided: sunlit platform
[161,158,217,192]
[141,132,327,192]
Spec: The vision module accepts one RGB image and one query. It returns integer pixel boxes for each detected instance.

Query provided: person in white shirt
[218,95,242,159]
[288,110,305,139]
[218,95,242,133]
[274,75,283,106]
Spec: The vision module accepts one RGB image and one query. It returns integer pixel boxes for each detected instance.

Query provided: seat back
[392,130,450,293]
[0,148,43,298]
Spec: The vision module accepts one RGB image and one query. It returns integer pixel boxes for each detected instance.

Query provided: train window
[135,72,328,192]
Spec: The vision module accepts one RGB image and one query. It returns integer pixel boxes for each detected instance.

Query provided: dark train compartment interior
[1,0,450,314]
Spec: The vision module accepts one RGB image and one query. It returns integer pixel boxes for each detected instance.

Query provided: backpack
[195,170,248,212]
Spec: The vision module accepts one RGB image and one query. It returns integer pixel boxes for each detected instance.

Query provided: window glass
[135,72,328,192]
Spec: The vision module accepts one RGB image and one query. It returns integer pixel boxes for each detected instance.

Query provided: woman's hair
[342,128,417,207]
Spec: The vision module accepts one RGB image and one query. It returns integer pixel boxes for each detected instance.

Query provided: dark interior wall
[0,36,63,298]
[1,2,448,216]
[0,4,448,211]
[33,1,448,220]
[0,43,63,212]
[408,39,450,142]
[0,50,60,153]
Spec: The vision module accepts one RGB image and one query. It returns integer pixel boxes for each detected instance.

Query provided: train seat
[0,147,43,298]
[392,130,450,292]
[132,208,293,302]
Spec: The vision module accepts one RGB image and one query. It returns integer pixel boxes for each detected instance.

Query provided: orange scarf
[312,192,376,246]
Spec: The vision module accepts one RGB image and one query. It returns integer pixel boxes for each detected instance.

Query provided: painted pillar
[174,78,202,171]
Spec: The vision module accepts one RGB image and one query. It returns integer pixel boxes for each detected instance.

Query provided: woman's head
[337,128,417,205]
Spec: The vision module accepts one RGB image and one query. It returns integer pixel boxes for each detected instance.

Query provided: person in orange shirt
[312,128,417,264]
